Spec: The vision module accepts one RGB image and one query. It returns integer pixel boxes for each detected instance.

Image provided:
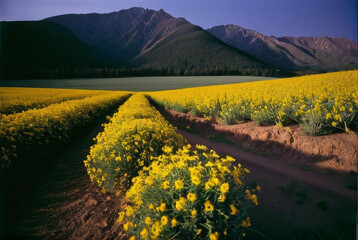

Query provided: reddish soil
[4,119,127,240]
[165,108,358,172]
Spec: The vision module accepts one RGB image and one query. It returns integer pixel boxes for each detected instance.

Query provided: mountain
[44,8,273,73]
[1,8,281,80]
[207,24,358,70]
[45,8,189,64]
[0,21,104,80]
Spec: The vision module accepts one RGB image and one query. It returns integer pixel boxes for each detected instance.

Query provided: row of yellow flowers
[84,94,259,239]
[0,91,130,169]
[148,70,358,135]
[0,87,112,115]
[84,93,187,191]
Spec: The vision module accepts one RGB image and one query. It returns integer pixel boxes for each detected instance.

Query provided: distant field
[0,76,275,91]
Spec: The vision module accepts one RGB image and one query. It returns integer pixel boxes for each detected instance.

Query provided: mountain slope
[131,23,267,72]
[1,21,102,79]
[44,8,273,73]
[207,24,358,70]
[45,8,191,63]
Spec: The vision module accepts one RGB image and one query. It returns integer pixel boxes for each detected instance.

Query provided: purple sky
[0,0,357,41]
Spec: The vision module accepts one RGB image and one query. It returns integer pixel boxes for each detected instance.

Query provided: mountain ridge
[5,7,355,80]
[44,7,272,73]
[207,24,358,70]
[44,8,191,63]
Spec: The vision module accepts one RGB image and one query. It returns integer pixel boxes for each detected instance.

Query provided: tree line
[1,66,296,80]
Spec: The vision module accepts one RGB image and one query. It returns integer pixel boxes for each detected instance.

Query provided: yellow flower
[191,175,201,185]
[175,197,187,211]
[158,202,166,212]
[162,145,173,154]
[162,180,170,189]
[196,229,202,236]
[241,217,251,228]
[129,236,136,240]
[209,232,219,240]
[256,185,261,191]
[161,216,168,226]
[145,217,151,226]
[187,192,197,202]
[196,145,208,151]
[117,211,125,222]
[204,200,214,212]
[230,204,238,215]
[175,179,184,190]
[125,205,135,217]
[149,204,154,210]
[123,221,133,231]
[220,183,229,194]
[252,194,258,206]
[171,218,177,227]
[140,228,149,239]
[334,114,341,121]
[151,221,162,238]
[218,194,226,202]
[191,209,197,217]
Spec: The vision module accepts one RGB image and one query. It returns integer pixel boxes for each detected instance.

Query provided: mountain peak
[44,8,193,62]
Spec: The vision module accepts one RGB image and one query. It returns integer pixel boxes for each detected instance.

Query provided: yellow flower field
[0,87,113,115]
[149,70,358,135]
[0,90,131,169]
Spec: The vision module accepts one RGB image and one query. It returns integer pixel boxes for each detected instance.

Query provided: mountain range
[1,7,357,80]
[207,24,358,70]
[44,7,270,72]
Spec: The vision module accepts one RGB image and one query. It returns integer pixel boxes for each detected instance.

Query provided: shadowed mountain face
[45,8,191,63]
[207,24,358,70]
[1,21,102,80]
[44,8,269,70]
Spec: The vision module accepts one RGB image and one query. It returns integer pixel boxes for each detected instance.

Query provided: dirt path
[179,130,356,201]
[164,108,358,172]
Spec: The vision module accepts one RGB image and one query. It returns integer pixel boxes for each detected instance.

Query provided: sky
[0,0,357,41]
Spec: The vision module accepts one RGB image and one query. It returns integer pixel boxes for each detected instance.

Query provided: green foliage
[220,103,250,125]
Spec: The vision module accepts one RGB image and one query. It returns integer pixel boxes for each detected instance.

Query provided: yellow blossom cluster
[84,93,186,191]
[121,144,260,240]
[0,91,130,169]
[149,70,358,135]
[0,87,112,115]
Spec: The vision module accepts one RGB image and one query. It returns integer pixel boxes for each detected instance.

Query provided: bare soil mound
[165,108,358,172]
